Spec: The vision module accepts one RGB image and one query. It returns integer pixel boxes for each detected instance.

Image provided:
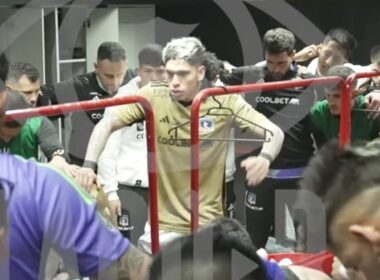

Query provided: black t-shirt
[222,63,317,169]
[40,72,133,164]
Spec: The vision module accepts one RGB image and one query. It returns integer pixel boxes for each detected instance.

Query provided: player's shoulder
[150,80,169,89]
[75,71,95,83]
[310,99,328,118]
[0,154,36,184]
[139,81,170,97]
[296,65,316,79]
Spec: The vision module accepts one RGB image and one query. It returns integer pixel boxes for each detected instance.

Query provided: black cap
[4,90,31,127]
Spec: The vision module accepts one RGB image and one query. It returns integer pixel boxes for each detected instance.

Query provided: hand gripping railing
[190,76,345,232]
[5,95,161,253]
[342,71,380,147]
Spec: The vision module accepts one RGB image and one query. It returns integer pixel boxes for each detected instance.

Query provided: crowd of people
[1,24,380,280]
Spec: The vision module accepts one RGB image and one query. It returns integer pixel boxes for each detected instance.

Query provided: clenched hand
[241,156,270,186]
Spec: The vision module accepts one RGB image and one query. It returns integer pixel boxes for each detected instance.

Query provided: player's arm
[97,127,123,216]
[37,117,67,161]
[220,65,261,85]
[77,111,126,191]
[35,165,150,278]
[40,78,78,105]
[37,117,81,177]
[231,95,284,186]
[114,243,151,280]
[77,99,145,191]
[294,43,321,63]
[91,242,151,280]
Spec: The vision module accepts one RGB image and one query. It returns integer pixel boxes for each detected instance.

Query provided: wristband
[51,149,65,157]
[83,160,97,172]
[259,152,273,163]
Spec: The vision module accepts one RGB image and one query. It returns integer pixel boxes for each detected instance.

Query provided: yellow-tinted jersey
[116,82,272,233]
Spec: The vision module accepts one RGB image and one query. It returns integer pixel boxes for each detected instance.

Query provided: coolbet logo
[158,137,190,147]
[255,96,300,105]
[199,117,214,132]
[91,113,104,120]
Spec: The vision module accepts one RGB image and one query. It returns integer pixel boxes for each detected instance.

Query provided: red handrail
[6,95,160,253]
[190,76,345,232]
[342,71,380,147]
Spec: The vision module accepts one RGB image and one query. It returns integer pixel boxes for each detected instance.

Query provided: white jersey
[98,76,148,200]
[307,58,371,89]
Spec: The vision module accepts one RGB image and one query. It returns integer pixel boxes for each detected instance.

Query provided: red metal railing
[6,95,161,253]
[190,76,345,232]
[342,71,380,147]
[7,72,377,255]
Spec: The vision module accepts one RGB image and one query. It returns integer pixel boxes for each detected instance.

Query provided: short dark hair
[4,90,31,127]
[7,63,40,85]
[203,51,225,83]
[323,28,357,60]
[97,41,126,62]
[262,28,295,54]
[138,44,163,67]
[150,218,268,280]
[370,44,380,65]
[300,140,380,242]
[325,65,356,90]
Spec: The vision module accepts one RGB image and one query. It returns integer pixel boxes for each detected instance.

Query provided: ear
[197,65,206,82]
[349,224,380,247]
[93,62,98,71]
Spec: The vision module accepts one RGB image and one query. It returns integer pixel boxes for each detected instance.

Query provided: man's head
[324,65,358,116]
[300,140,380,280]
[137,44,166,87]
[262,28,296,81]
[203,51,225,85]
[0,90,31,143]
[369,44,380,87]
[94,41,127,95]
[6,63,41,107]
[318,28,357,76]
[162,37,206,102]
[150,218,268,280]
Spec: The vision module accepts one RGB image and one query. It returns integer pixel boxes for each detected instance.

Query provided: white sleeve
[224,129,236,182]
[97,81,139,199]
[97,128,122,198]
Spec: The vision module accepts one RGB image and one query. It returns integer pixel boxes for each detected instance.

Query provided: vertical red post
[339,79,351,148]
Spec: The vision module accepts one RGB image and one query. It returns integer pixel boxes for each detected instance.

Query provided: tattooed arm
[93,243,151,280]
[116,243,151,280]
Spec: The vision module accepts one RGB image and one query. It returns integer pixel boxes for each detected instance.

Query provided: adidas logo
[159,116,169,123]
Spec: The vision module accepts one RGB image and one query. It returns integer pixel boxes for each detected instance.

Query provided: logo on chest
[199,117,215,132]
